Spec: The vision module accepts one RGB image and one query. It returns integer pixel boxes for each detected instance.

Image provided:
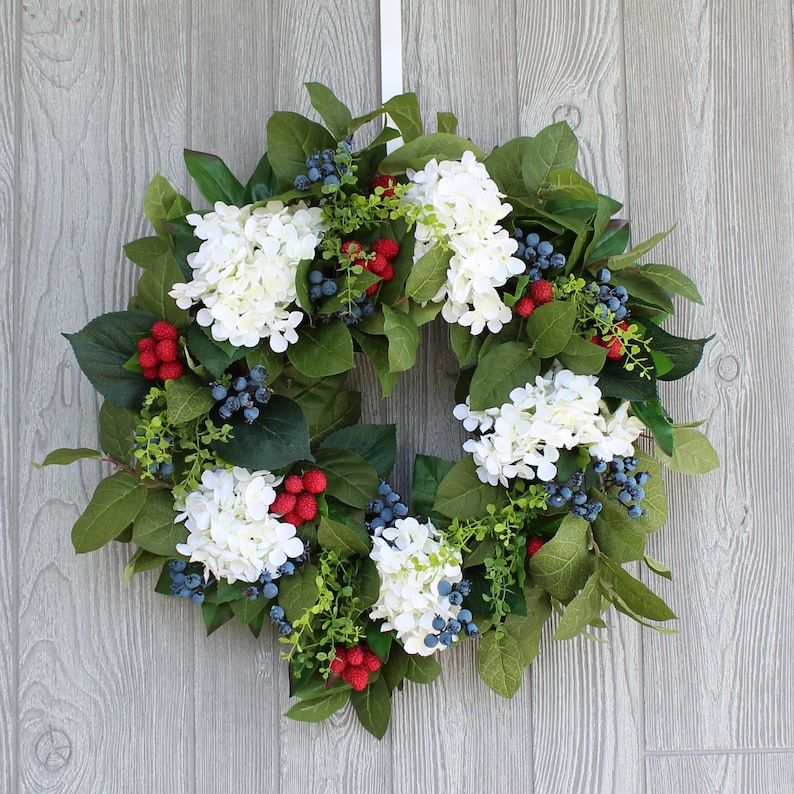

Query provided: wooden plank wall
[2,1,792,791]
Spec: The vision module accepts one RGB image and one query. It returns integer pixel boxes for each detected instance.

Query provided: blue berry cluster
[543,470,603,522]
[366,480,410,533]
[593,456,649,519]
[211,365,270,424]
[512,228,566,280]
[293,141,353,190]
[241,563,297,602]
[308,269,338,302]
[423,580,478,649]
[586,268,630,322]
[268,605,293,636]
[168,560,208,604]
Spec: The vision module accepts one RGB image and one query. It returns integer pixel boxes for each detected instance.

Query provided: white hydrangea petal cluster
[169,200,326,351]
[454,368,646,487]
[369,517,463,657]
[175,467,304,584]
[404,151,525,335]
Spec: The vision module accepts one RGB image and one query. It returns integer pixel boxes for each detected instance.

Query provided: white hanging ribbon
[379,0,403,152]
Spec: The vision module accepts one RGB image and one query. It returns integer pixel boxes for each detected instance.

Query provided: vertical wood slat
[624,0,794,752]
[0,0,17,790]
[16,2,192,791]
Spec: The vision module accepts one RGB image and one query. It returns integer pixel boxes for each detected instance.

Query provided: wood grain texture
[16,2,192,791]
[646,753,794,794]
[0,1,17,790]
[624,0,794,752]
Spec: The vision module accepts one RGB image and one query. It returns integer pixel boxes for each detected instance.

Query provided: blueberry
[306,153,321,169]
[596,268,611,284]
[549,252,566,268]
[321,279,337,296]
[270,605,285,622]
[514,227,524,239]
[320,162,336,177]
[424,634,439,649]
[614,306,628,321]
[211,383,228,401]
[159,462,174,478]
[254,388,270,404]
[278,621,293,636]
[324,175,341,187]
[279,561,295,577]
[263,582,279,599]
[548,494,566,509]
[307,167,321,182]
[249,365,267,383]
[573,491,588,506]
[379,507,394,523]
[294,175,310,191]
[437,580,453,596]
[618,489,633,504]
[607,296,621,312]
[243,586,259,600]
[169,560,187,573]
[515,241,526,257]
[225,396,241,412]
[432,615,446,632]
[243,406,259,424]
[464,622,479,636]
[559,486,572,501]
[369,516,385,531]
[636,472,649,485]
[309,284,323,301]
[190,591,205,605]
[393,502,409,517]
[457,609,473,623]
[455,580,472,596]
[627,504,643,519]
[218,405,232,420]
[526,232,540,247]
[321,148,335,162]
[448,591,463,606]
[171,572,186,586]
[438,631,454,647]
[447,619,462,634]
[378,481,391,497]
[537,240,553,256]
[593,459,607,474]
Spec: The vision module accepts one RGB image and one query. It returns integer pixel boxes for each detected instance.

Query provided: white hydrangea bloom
[369,517,463,657]
[169,200,326,351]
[404,151,525,335]
[455,368,646,487]
[175,467,304,584]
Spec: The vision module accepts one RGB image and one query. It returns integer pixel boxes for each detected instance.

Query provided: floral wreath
[41,83,718,738]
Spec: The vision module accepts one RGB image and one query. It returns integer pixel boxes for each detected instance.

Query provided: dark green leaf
[357,558,381,609]
[244,152,277,203]
[503,584,552,666]
[184,149,245,206]
[317,515,371,557]
[640,264,703,304]
[143,175,192,243]
[381,645,410,692]
[123,548,170,587]
[365,620,393,659]
[544,168,597,202]
[404,654,441,684]
[284,690,350,723]
[556,333,608,375]
[202,601,234,635]
[404,244,451,302]
[319,424,397,480]
[350,332,399,397]
[288,321,354,377]
[350,676,391,739]
[123,236,171,269]
[278,564,319,623]
[522,122,579,196]
[449,322,486,369]
[553,573,602,640]
[230,597,267,634]
[131,487,185,556]
[379,133,486,174]
[33,447,102,468]
[382,93,423,142]
[613,270,675,314]
[309,390,362,446]
[131,243,188,328]
[436,111,458,135]
[599,557,676,622]
[273,369,347,428]
[641,320,711,381]
[525,300,576,358]
[99,402,137,463]
[267,111,336,191]
[606,227,673,271]
[596,358,658,401]
[433,455,505,520]
[591,497,647,562]
[631,398,674,456]
[305,82,353,140]
[313,448,379,508]
[529,515,593,601]
[468,341,539,411]
[411,454,456,517]
[585,215,629,265]
[382,305,420,373]
[477,631,524,698]
[484,137,534,197]
[165,376,215,424]
[185,322,249,380]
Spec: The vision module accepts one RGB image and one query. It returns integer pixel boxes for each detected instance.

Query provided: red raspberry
[301,470,327,494]
[158,361,183,381]
[341,240,363,257]
[294,493,318,522]
[151,321,178,342]
[283,512,303,527]
[284,475,304,494]
[362,649,381,672]
[330,647,347,674]
[353,257,369,270]
[345,646,364,667]
[365,283,380,296]
[515,296,536,318]
[590,333,603,346]
[527,538,546,558]
[371,238,400,260]
[137,337,156,353]
[370,175,397,197]
[271,492,297,515]
[368,252,391,277]
[380,263,394,281]
[344,666,369,692]
[605,337,623,360]
[138,350,160,370]
[155,339,179,363]
[529,279,554,305]
[143,367,160,381]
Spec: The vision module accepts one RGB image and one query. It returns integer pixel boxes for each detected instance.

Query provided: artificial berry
[151,321,178,342]
[137,337,156,353]
[515,296,536,318]
[368,252,390,277]
[341,240,363,257]
[362,649,381,672]
[284,475,304,494]
[330,648,347,674]
[590,333,602,346]
[529,279,554,305]
[606,337,623,360]
[283,512,302,528]
[271,492,297,515]
[527,538,546,558]
[294,493,318,522]
[371,238,400,260]
[365,283,379,296]
[155,339,179,363]
[143,367,159,381]
[301,470,327,494]
[370,175,397,197]
[158,361,183,381]
[344,666,369,692]
[346,646,364,667]
[138,350,159,370]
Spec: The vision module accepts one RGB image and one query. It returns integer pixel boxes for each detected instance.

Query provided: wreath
[41,83,718,738]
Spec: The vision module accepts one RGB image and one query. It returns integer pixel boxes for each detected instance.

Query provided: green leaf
[585,214,629,265]
[357,558,382,609]
[525,300,576,358]
[599,557,676,622]
[404,244,451,302]
[267,111,336,192]
[449,323,485,369]
[382,305,420,373]
[641,320,711,382]
[143,175,192,243]
[243,152,277,203]
[591,497,647,562]
[313,448,380,508]
[379,133,486,174]
[230,597,267,635]
[33,447,102,468]
[210,394,313,471]
[477,631,524,698]
[522,122,579,196]
[64,310,161,409]
[484,137,534,197]
[529,515,593,601]
[365,620,393,659]
[503,584,552,666]
[72,471,147,553]
[128,239,188,328]
[351,676,391,739]
[545,168,597,202]
[99,402,137,463]
[309,390,362,446]
[596,359,658,401]
[640,264,703,304]
[285,690,350,723]
[123,236,171,269]
[165,376,215,424]
[404,654,441,684]
[201,601,234,635]
[635,449,668,530]
[631,398,674,456]
[433,455,505,521]
[382,92,423,142]
[304,82,353,140]
[556,333,608,375]
[317,514,371,557]
[274,369,346,428]
[606,227,673,271]
[350,331,399,397]
[381,645,410,692]
[278,564,320,623]
[184,149,245,206]
[131,487,185,556]
[123,548,169,587]
[644,554,672,580]
[553,573,602,640]
[288,321,354,377]
[613,270,675,314]
[655,427,719,475]
[436,111,458,135]
[468,341,539,411]
[319,424,396,480]
[185,323,249,381]
[411,454,456,517]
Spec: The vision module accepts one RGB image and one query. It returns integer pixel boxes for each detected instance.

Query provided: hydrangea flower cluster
[169,200,326,351]
[403,151,525,334]
[454,368,646,487]
[368,517,464,656]
[175,466,305,584]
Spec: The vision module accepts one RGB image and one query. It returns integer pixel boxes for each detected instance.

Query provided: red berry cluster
[271,469,327,528]
[329,643,382,691]
[529,279,555,305]
[137,321,183,381]
[514,296,536,318]
[526,538,546,558]
[590,321,630,361]
[370,174,398,197]
[341,238,401,296]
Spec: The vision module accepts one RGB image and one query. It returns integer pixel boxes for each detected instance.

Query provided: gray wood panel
[624,0,794,752]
